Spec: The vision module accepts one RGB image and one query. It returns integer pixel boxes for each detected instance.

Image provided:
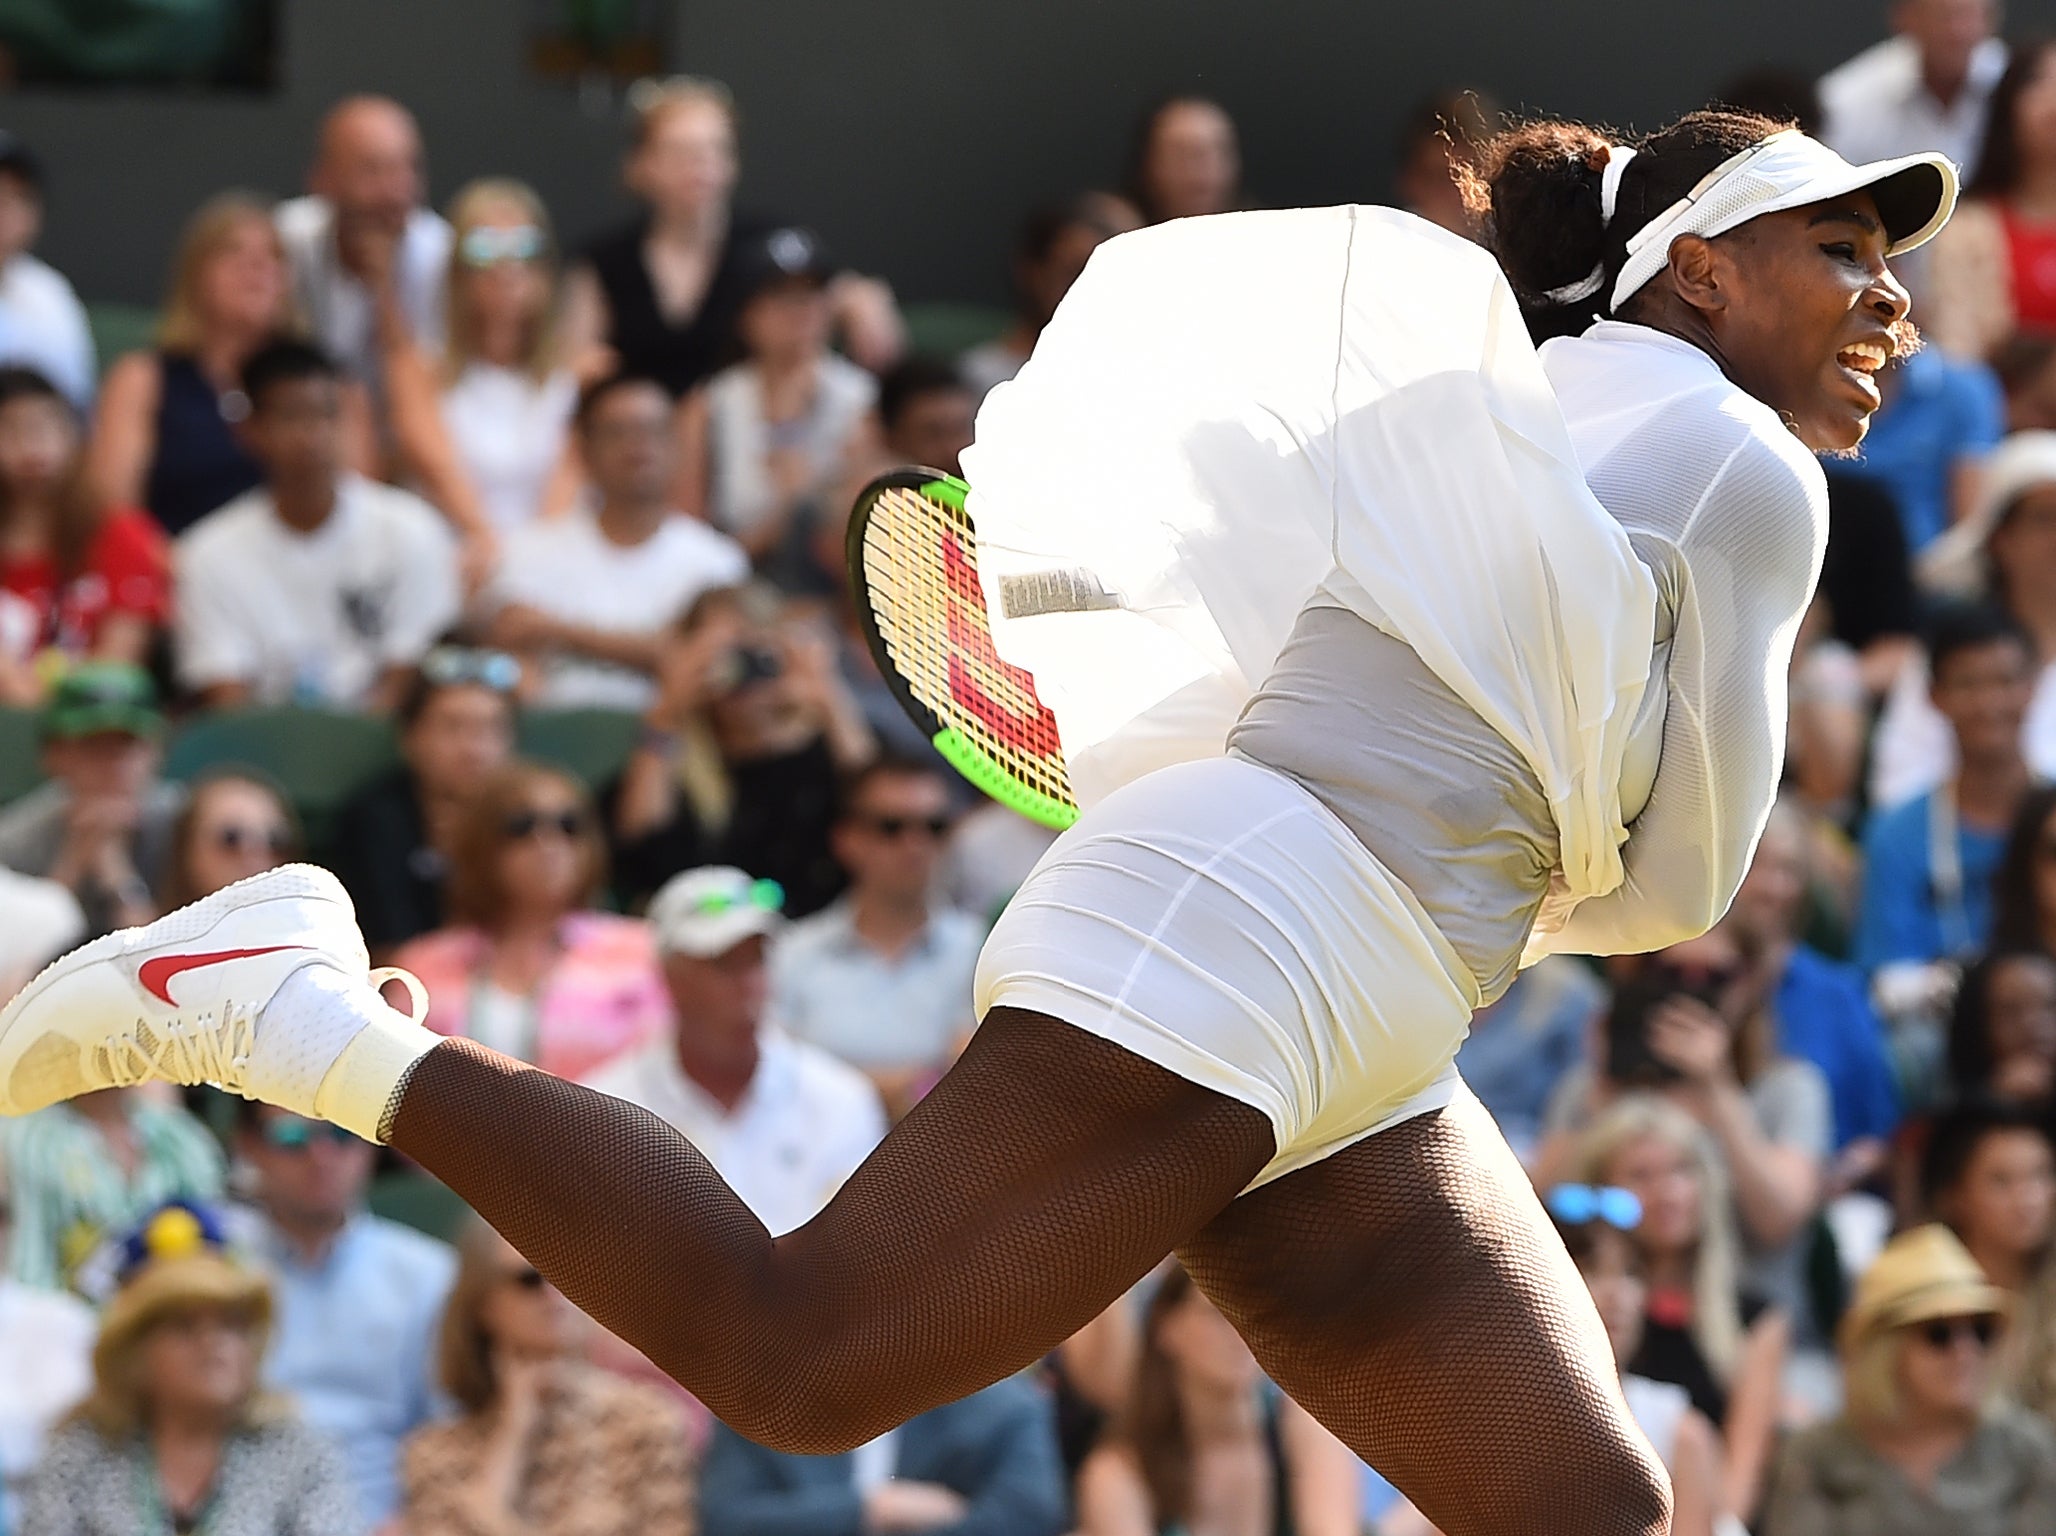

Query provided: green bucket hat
[39,662,164,744]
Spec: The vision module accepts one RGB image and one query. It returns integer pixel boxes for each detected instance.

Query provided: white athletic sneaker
[0,864,434,1138]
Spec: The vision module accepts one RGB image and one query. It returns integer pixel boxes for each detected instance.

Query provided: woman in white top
[0,110,1958,1536]
[387,179,580,589]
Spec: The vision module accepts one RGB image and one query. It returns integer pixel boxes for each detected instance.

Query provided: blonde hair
[155,191,293,353]
[627,75,739,148]
[1574,1093,1747,1380]
[73,1295,287,1440]
[441,178,563,386]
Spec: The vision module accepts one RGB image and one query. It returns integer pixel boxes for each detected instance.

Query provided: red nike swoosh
[139,946,311,1006]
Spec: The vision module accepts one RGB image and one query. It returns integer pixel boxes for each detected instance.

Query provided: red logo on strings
[940,531,1062,756]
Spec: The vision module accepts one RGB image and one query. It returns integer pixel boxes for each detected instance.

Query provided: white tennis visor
[1610,128,1959,312]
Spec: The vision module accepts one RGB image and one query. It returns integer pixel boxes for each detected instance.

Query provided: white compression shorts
[976,754,1476,1187]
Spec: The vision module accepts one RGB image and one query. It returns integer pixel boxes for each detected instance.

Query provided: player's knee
[1589,1432,1673,1536]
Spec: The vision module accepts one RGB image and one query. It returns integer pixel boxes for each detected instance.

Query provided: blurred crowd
[5,1,2056,1533]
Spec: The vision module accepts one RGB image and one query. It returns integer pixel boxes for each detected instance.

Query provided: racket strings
[861,485,1076,808]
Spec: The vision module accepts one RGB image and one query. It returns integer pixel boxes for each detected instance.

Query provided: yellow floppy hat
[1837,1223,2010,1355]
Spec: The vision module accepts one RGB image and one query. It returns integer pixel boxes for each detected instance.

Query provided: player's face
[1703,192,1912,455]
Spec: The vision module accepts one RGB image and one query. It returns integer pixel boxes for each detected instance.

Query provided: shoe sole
[0,863,358,1114]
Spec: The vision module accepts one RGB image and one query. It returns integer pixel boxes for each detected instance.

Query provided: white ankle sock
[257,966,441,1143]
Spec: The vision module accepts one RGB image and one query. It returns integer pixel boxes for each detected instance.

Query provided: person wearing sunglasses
[332,651,519,960]
[391,761,669,1085]
[1763,1222,2056,1535]
[228,1101,454,1529]
[0,1141,94,1532]
[160,768,303,911]
[385,179,584,597]
[769,756,982,1120]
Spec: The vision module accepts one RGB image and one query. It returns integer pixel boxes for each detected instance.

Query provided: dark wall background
[5,0,2052,309]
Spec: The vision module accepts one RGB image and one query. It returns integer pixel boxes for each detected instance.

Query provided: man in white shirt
[1820,0,2006,174]
[0,134,93,410]
[277,96,450,394]
[491,374,749,709]
[175,339,460,712]
[770,757,984,1117]
[583,865,886,1236]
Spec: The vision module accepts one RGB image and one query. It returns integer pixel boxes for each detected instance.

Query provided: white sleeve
[1532,431,1826,958]
[173,532,257,690]
[379,501,462,664]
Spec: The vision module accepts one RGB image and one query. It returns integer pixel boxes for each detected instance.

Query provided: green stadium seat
[162,707,399,850]
[0,706,43,806]
[85,302,160,372]
[367,1169,474,1243]
[901,301,1011,360]
[517,708,643,793]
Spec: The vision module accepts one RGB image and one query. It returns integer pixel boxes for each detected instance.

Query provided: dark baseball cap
[0,132,44,194]
[736,226,835,302]
[40,662,163,743]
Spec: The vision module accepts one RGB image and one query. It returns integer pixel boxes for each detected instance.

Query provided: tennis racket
[846,468,1081,830]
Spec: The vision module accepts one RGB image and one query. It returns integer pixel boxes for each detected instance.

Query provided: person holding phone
[1534,924,1832,1337]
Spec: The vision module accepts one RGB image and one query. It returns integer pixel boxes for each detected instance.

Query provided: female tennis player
[0,111,1953,1536]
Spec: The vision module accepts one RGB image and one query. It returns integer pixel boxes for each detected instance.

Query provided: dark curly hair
[1992,784,2056,953]
[1946,947,2056,1096]
[1461,108,1792,343]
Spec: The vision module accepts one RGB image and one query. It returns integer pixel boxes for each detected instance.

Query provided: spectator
[673,227,875,584]
[1858,605,2036,974]
[1728,802,1901,1189]
[387,178,579,588]
[1787,599,1873,845]
[1920,1105,2055,1353]
[1762,1224,2056,1536]
[1073,1263,1355,1536]
[1393,90,1501,240]
[0,367,169,694]
[770,756,983,1117]
[1538,926,1832,1336]
[1819,0,2006,195]
[1995,333,2056,432]
[612,583,873,916]
[20,1203,360,1536]
[0,1141,93,1530]
[400,1219,693,1536]
[1816,474,1920,701]
[392,761,669,1083]
[230,1104,454,1528]
[1456,955,1605,1165]
[331,649,519,958]
[277,96,451,399]
[0,133,93,411]
[940,800,1061,928]
[564,76,902,396]
[1994,784,2056,954]
[1945,950,2056,1102]
[1572,1095,1791,1521]
[702,1374,1063,1536]
[583,864,885,1234]
[89,191,372,539]
[488,371,747,709]
[1122,96,1242,225]
[174,339,461,713]
[1830,345,2004,558]
[959,197,1135,399]
[1879,436,2056,805]
[0,663,179,937]
[159,768,301,909]
[1926,38,2056,362]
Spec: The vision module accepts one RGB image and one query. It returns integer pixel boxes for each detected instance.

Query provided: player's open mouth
[1835,338,1888,407]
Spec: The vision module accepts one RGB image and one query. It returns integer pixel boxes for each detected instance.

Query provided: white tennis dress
[966,207,1827,1185]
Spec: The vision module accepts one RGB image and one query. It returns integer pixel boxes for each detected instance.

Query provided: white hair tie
[1539,145,1638,306]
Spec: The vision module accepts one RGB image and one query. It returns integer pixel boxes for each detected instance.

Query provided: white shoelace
[99,1002,259,1095]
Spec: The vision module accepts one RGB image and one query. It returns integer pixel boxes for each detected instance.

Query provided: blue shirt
[1455,956,1603,1161]
[769,900,985,1071]
[1839,347,2004,552]
[1854,790,2008,971]
[1774,946,1901,1150]
[241,1210,455,1525]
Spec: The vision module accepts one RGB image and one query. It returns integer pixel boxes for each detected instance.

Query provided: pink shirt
[392,913,669,1083]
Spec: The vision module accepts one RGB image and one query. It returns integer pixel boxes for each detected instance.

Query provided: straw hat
[1917,431,2056,597]
[93,1203,270,1377]
[1837,1223,2010,1354]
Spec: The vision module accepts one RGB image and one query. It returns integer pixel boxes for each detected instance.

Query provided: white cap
[1611,129,1958,312]
[1917,430,2056,597]
[648,866,785,958]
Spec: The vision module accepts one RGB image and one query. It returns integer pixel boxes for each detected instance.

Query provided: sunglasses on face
[689,877,785,917]
[458,225,545,268]
[422,646,521,693]
[857,814,952,840]
[210,823,291,855]
[1546,1184,1644,1231]
[263,1117,360,1151]
[1917,1315,1998,1351]
[503,808,583,841]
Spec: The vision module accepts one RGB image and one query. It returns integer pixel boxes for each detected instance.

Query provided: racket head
[846,467,1079,830]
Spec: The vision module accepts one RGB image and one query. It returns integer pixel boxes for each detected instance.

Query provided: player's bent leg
[1178,1084,1671,1536]
[395,1004,1275,1453]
